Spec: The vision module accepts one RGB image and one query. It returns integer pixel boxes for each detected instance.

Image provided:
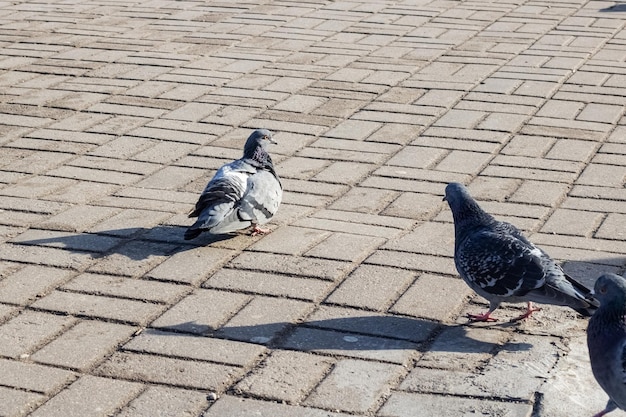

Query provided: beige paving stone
[391,274,473,322]
[0,265,74,305]
[31,320,136,371]
[235,350,333,403]
[150,288,251,334]
[30,375,143,417]
[117,386,209,417]
[206,268,332,301]
[0,310,77,358]
[304,359,404,413]
[325,264,415,311]
[96,351,241,390]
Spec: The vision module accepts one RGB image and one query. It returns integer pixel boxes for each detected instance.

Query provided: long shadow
[10,225,236,260]
[600,3,626,11]
[150,316,533,355]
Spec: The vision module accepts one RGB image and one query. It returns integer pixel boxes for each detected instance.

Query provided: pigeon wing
[457,230,546,297]
[237,170,282,225]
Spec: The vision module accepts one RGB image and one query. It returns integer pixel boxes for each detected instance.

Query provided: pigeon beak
[442,196,447,202]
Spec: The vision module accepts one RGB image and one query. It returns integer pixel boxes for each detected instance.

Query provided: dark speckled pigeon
[184,129,282,240]
[587,273,626,417]
[443,182,598,322]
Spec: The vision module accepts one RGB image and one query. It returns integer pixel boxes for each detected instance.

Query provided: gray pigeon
[184,129,282,240]
[587,273,626,417]
[444,182,598,322]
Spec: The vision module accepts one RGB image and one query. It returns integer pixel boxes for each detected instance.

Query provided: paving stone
[62,273,188,303]
[150,288,251,334]
[117,386,209,417]
[235,350,333,403]
[391,274,473,322]
[0,358,76,395]
[0,386,45,417]
[325,264,415,311]
[0,265,74,305]
[86,240,176,277]
[31,320,136,371]
[304,358,404,413]
[227,252,351,281]
[29,375,144,417]
[203,395,354,417]
[418,325,509,371]
[218,296,312,344]
[0,310,76,358]
[249,226,331,256]
[541,208,604,237]
[304,232,385,262]
[378,391,533,417]
[96,351,241,390]
[205,268,332,301]
[595,213,626,240]
[32,289,166,325]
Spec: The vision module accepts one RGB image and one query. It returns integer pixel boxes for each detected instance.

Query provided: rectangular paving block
[304,358,404,413]
[217,296,312,344]
[30,320,136,371]
[86,240,176,277]
[0,310,76,358]
[306,305,438,344]
[147,246,236,285]
[280,325,418,365]
[123,328,266,367]
[304,232,385,262]
[96,351,241,391]
[418,325,509,371]
[0,358,76,394]
[150,288,251,334]
[379,391,533,417]
[117,386,209,417]
[62,272,189,304]
[205,268,332,301]
[325,264,415,311]
[29,375,144,417]
[235,350,334,403]
[227,252,351,281]
[0,265,74,305]
[390,274,474,322]
[0,386,45,417]
[203,395,354,417]
[31,291,166,325]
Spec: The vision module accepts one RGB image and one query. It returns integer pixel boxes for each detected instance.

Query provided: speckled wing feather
[456,229,546,297]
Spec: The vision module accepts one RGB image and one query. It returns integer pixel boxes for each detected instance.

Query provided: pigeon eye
[599,286,608,295]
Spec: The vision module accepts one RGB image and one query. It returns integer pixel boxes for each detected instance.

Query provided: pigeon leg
[511,302,542,322]
[251,225,270,236]
[591,400,618,417]
[467,311,498,322]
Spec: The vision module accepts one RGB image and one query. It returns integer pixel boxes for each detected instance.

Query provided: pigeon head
[593,273,626,309]
[243,129,276,165]
[444,182,494,234]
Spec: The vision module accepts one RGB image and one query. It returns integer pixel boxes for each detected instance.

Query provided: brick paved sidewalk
[0,0,625,416]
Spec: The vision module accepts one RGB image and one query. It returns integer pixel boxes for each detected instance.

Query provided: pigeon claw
[467,312,498,322]
[250,225,270,236]
[510,302,542,322]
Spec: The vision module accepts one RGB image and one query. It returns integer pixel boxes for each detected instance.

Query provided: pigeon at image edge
[185,128,282,240]
[587,273,626,417]
[443,182,598,322]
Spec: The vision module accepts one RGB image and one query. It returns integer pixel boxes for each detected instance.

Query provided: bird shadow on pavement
[150,316,533,354]
[600,3,626,12]
[10,225,237,260]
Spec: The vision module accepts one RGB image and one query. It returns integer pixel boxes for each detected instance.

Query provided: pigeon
[184,128,282,240]
[587,273,626,417]
[443,182,598,322]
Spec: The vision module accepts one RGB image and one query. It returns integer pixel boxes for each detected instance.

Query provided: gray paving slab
[0,0,625,416]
